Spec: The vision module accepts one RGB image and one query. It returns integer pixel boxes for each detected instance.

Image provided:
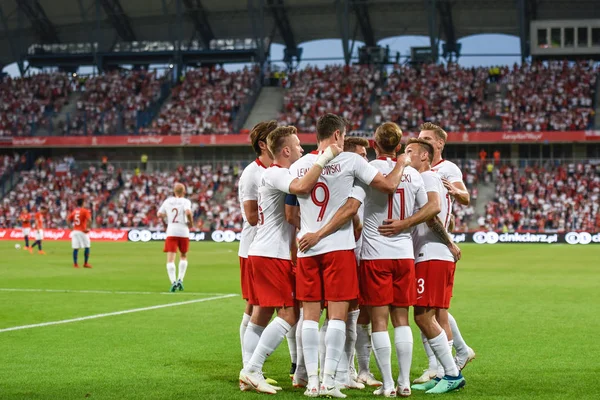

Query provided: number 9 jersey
[158,196,192,238]
[290,151,379,257]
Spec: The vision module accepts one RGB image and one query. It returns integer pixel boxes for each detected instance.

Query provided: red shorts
[359,259,416,307]
[163,236,189,254]
[296,250,358,302]
[239,257,254,302]
[415,260,455,309]
[249,256,295,308]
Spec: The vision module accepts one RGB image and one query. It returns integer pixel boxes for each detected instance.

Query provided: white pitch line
[0,293,237,334]
[0,288,234,296]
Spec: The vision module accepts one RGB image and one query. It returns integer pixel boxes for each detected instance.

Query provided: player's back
[248,167,295,260]
[237,160,266,258]
[291,151,378,257]
[69,207,91,231]
[160,196,191,238]
[359,159,426,260]
[34,212,44,229]
[412,171,453,263]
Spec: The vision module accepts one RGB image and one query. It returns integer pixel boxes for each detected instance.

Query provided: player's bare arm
[243,200,259,226]
[427,215,461,261]
[285,204,300,229]
[288,144,342,194]
[378,191,441,236]
[185,209,193,229]
[298,198,361,252]
[369,153,411,194]
[442,178,470,206]
[352,213,362,241]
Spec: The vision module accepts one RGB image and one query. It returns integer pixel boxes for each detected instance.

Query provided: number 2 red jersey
[351,159,428,260]
[291,151,379,257]
[68,208,91,231]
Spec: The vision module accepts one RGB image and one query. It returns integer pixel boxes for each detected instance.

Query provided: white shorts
[35,230,44,240]
[71,231,91,249]
[22,228,31,236]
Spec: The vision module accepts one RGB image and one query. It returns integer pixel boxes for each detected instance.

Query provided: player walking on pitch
[68,198,93,268]
[157,183,193,292]
[18,208,32,251]
[239,125,342,394]
[30,206,48,255]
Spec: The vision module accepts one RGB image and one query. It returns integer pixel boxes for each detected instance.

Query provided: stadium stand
[483,162,600,232]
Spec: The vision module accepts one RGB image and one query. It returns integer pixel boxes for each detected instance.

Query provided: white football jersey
[431,159,464,210]
[354,202,364,263]
[238,159,267,258]
[290,151,379,257]
[351,159,428,260]
[248,166,296,260]
[158,196,192,238]
[412,171,454,263]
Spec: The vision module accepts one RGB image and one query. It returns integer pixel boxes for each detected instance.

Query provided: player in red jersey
[30,206,48,255]
[18,208,32,251]
[68,198,92,268]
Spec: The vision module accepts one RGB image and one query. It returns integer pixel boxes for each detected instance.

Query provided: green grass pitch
[0,241,598,399]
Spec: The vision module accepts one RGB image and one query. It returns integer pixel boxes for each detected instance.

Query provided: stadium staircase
[243,86,284,130]
[362,66,387,130]
[472,177,495,225]
[594,72,600,129]
[44,92,84,136]
[482,81,504,131]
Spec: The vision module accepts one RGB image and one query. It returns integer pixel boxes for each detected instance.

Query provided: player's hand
[378,219,409,236]
[328,144,343,157]
[450,243,462,262]
[442,178,458,197]
[397,153,411,167]
[298,232,321,252]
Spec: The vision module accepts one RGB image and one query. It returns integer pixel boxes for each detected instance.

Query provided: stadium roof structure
[1,0,599,69]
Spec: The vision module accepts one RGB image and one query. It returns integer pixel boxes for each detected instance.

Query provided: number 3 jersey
[290,151,379,258]
[248,165,296,260]
[158,196,192,238]
[351,158,427,260]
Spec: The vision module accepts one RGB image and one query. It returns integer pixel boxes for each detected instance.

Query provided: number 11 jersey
[290,151,379,258]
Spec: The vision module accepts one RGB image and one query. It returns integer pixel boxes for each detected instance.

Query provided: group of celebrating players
[237,114,476,398]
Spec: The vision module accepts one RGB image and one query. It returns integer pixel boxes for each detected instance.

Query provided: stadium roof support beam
[182,0,215,49]
[248,0,267,69]
[351,0,375,47]
[0,4,23,75]
[266,0,301,68]
[436,0,459,62]
[336,0,351,66]
[517,0,537,62]
[427,0,439,63]
[15,0,60,44]
[99,0,137,43]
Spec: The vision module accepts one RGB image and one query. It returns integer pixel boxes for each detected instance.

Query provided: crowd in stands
[142,67,258,136]
[278,65,381,132]
[483,162,600,232]
[0,74,71,137]
[64,70,168,135]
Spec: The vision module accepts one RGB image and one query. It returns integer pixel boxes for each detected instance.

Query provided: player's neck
[258,153,273,167]
[418,165,432,174]
[317,138,337,152]
[432,152,443,165]
[273,157,291,169]
[376,151,396,159]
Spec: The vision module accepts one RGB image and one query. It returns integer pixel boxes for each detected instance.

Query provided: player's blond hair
[250,120,278,156]
[267,126,298,156]
[375,122,403,153]
[344,137,370,152]
[174,183,185,197]
[406,138,434,163]
[419,122,448,143]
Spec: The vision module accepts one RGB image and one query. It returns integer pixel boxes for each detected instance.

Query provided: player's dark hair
[407,138,434,163]
[316,114,349,142]
[250,120,278,156]
[343,137,370,152]
[76,198,84,207]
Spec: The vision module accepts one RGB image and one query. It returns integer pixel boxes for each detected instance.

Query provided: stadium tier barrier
[1,228,599,245]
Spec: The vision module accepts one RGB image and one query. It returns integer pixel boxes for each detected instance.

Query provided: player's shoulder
[290,152,316,172]
[439,159,461,172]
[405,166,424,181]
[421,169,442,182]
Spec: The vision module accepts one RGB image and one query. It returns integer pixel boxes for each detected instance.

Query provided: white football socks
[448,313,469,357]
[302,320,320,385]
[177,260,188,282]
[286,322,298,365]
[421,331,438,371]
[337,309,359,382]
[240,313,251,356]
[242,322,265,367]
[166,262,176,283]
[428,331,459,377]
[319,319,328,380]
[246,317,291,373]
[372,331,394,390]
[322,320,346,388]
[356,323,372,374]
[295,309,306,378]
[394,326,413,387]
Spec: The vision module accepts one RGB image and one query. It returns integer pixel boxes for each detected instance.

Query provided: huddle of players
[17,198,95,268]
[238,114,475,397]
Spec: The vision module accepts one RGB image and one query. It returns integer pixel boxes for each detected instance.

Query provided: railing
[76,158,255,172]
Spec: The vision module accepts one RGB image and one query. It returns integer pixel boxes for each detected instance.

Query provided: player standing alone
[158,183,193,292]
[18,208,32,251]
[30,206,48,255]
[68,199,92,268]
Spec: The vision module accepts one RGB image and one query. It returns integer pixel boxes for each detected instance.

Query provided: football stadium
[0,1,599,399]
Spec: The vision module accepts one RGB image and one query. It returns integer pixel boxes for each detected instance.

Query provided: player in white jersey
[239,126,342,394]
[157,183,193,292]
[237,121,277,374]
[401,139,465,394]
[291,114,411,398]
[418,123,476,378]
